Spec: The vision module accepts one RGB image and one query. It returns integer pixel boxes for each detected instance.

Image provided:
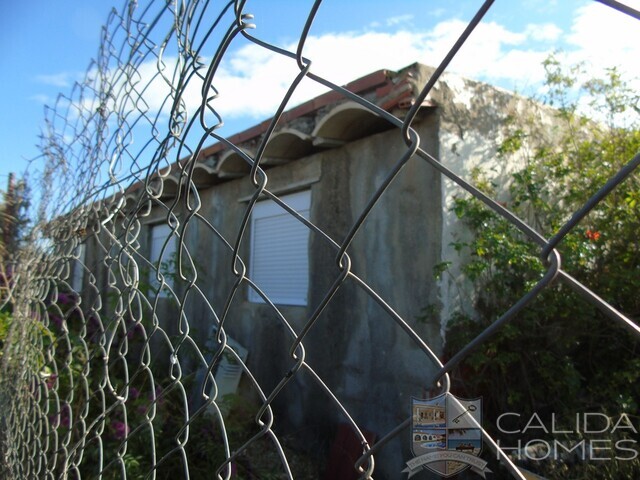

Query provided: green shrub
[442,57,640,479]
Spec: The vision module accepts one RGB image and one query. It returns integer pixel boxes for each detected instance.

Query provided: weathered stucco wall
[79,63,564,478]
[80,112,445,477]
[409,64,563,340]
[153,114,444,478]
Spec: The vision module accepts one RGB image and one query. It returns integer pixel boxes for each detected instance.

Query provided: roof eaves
[196,68,391,161]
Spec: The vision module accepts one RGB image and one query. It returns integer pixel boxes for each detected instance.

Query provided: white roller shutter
[149,223,177,296]
[71,243,86,293]
[249,190,310,306]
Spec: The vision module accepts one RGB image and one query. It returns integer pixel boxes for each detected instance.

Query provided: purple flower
[111,420,129,440]
[60,404,70,428]
[57,293,74,305]
[86,315,103,342]
[49,314,63,329]
[129,387,140,400]
[150,385,165,406]
[50,403,71,428]
[126,323,144,340]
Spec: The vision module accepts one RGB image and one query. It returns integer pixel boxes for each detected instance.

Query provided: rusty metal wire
[1,0,639,479]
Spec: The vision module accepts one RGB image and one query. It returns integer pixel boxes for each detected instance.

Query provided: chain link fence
[1,0,639,478]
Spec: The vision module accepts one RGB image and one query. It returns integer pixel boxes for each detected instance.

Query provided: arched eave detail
[190,163,218,189]
[217,150,253,179]
[158,175,179,200]
[311,101,393,147]
[262,129,313,165]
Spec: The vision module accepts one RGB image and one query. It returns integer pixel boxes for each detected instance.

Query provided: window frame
[248,190,311,306]
[149,222,177,297]
[71,242,86,293]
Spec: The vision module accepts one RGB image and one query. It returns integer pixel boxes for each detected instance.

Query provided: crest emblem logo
[404,393,491,478]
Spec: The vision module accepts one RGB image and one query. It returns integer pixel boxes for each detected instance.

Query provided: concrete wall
[412,64,563,339]
[77,64,561,478]
[159,114,444,477]
[77,111,444,477]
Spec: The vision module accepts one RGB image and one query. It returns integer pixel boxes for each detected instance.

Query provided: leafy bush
[40,285,316,479]
[442,57,640,478]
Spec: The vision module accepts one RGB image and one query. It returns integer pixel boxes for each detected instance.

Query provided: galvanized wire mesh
[1,0,639,479]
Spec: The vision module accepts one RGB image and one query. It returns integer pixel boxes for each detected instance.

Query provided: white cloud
[36,73,74,88]
[50,3,640,139]
[564,1,640,79]
[204,4,640,122]
[524,23,562,42]
[386,14,414,26]
[522,0,559,14]
[205,21,549,120]
[169,31,432,122]
[72,17,563,126]
[30,94,52,105]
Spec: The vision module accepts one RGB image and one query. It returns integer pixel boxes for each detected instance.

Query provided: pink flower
[46,374,57,390]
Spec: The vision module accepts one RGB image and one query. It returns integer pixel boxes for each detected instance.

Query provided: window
[149,223,177,296]
[71,243,86,293]
[249,190,310,306]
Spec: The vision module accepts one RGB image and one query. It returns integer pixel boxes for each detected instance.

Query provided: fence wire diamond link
[1,0,639,479]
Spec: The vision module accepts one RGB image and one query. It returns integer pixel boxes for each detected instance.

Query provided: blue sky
[0,0,638,194]
[0,2,105,188]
